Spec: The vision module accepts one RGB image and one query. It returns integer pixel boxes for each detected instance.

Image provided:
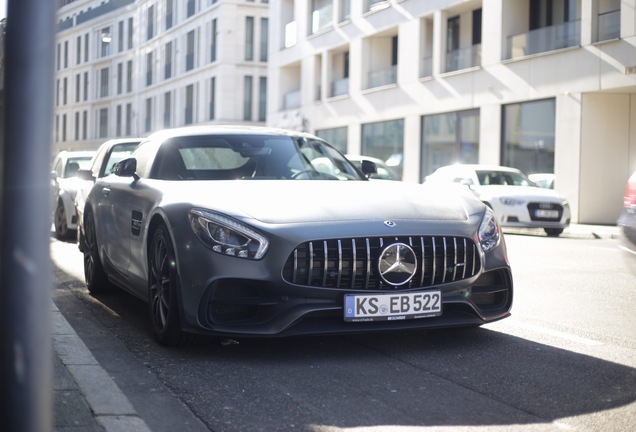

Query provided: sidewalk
[52,302,151,432]
[51,223,620,431]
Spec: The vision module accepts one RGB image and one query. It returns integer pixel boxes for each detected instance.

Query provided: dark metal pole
[0,0,55,430]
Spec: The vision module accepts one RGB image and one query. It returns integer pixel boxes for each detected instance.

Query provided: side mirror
[76,169,95,181]
[360,160,378,178]
[114,158,139,180]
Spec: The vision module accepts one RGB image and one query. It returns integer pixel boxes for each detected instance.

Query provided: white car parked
[50,150,95,238]
[426,164,570,236]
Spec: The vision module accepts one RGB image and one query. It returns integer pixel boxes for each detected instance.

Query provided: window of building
[83,71,88,101]
[361,119,404,179]
[100,27,111,57]
[84,33,89,62]
[186,30,195,71]
[126,60,133,93]
[187,0,196,18]
[211,18,218,62]
[315,126,347,153]
[166,0,174,29]
[339,0,351,22]
[147,5,155,40]
[128,18,134,49]
[243,76,253,121]
[146,51,153,86]
[118,21,124,52]
[421,109,480,180]
[165,42,173,79]
[116,105,122,136]
[364,32,397,89]
[55,79,59,107]
[98,108,109,138]
[245,17,254,61]
[310,0,332,34]
[63,77,68,105]
[125,103,132,135]
[145,98,153,132]
[260,18,268,62]
[99,67,109,98]
[502,99,555,175]
[82,110,88,140]
[75,112,80,141]
[117,62,123,94]
[185,84,194,125]
[209,77,216,120]
[164,92,172,128]
[56,43,60,71]
[64,40,69,68]
[62,114,67,142]
[75,74,80,103]
[76,35,81,65]
[258,76,267,122]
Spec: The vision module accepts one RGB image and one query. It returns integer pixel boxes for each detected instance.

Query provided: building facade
[54,0,269,151]
[267,0,636,224]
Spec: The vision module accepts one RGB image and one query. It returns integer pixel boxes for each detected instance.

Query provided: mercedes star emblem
[378,243,417,286]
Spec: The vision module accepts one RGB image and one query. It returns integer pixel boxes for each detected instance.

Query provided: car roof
[144,125,321,142]
[436,164,522,173]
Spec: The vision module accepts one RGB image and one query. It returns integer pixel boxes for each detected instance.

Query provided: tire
[148,223,189,346]
[54,200,71,239]
[544,228,564,237]
[83,210,113,294]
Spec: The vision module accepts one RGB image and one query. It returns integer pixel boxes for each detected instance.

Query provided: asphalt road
[51,230,636,432]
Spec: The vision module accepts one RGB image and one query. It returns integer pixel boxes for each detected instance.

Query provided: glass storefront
[421,109,479,180]
[361,119,404,179]
[502,99,555,175]
[315,126,348,153]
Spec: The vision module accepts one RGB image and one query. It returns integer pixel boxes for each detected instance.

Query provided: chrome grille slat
[283,235,480,291]
[351,238,357,289]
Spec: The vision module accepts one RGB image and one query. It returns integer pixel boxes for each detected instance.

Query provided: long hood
[160,180,478,224]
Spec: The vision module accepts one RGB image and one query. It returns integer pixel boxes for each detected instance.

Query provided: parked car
[79,126,512,346]
[74,138,142,246]
[528,173,555,189]
[346,154,401,180]
[50,150,95,239]
[617,170,636,259]
[426,164,570,237]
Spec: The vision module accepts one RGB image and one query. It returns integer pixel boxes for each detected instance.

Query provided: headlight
[478,207,500,252]
[499,197,525,206]
[189,209,269,259]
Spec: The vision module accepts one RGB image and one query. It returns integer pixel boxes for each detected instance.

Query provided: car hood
[163,180,477,224]
[476,185,568,202]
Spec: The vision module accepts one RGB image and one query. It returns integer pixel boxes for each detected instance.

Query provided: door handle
[102,186,111,197]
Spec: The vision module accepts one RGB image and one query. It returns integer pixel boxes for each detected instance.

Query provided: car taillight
[625,173,636,207]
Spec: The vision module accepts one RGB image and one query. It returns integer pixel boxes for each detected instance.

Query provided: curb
[52,302,151,432]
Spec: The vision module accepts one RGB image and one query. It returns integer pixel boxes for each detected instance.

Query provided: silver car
[81,126,513,346]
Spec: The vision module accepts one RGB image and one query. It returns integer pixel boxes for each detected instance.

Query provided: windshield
[476,170,535,187]
[151,134,365,181]
[64,157,93,178]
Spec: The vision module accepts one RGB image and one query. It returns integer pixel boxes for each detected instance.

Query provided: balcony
[597,9,620,41]
[444,44,481,73]
[507,20,580,59]
[330,77,349,97]
[365,65,396,90]
[283,89,301,110]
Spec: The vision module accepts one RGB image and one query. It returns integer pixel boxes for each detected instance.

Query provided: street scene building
[54,0,636,225]
[54,0,269,149]
[267,0,636,224]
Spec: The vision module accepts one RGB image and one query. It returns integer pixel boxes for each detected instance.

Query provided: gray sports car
[80,126,513,346]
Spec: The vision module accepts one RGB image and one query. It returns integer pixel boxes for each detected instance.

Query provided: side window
[54,159,63,177]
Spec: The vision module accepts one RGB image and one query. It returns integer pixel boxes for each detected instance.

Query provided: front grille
[527,202,563,221]
[283,236,481,290]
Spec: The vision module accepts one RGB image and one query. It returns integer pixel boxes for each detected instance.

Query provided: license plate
[344,291,442,322]
[535,209,559,218]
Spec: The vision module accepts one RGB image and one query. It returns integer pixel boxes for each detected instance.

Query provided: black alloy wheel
[83,209,113,294]
[149,223,189,346]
